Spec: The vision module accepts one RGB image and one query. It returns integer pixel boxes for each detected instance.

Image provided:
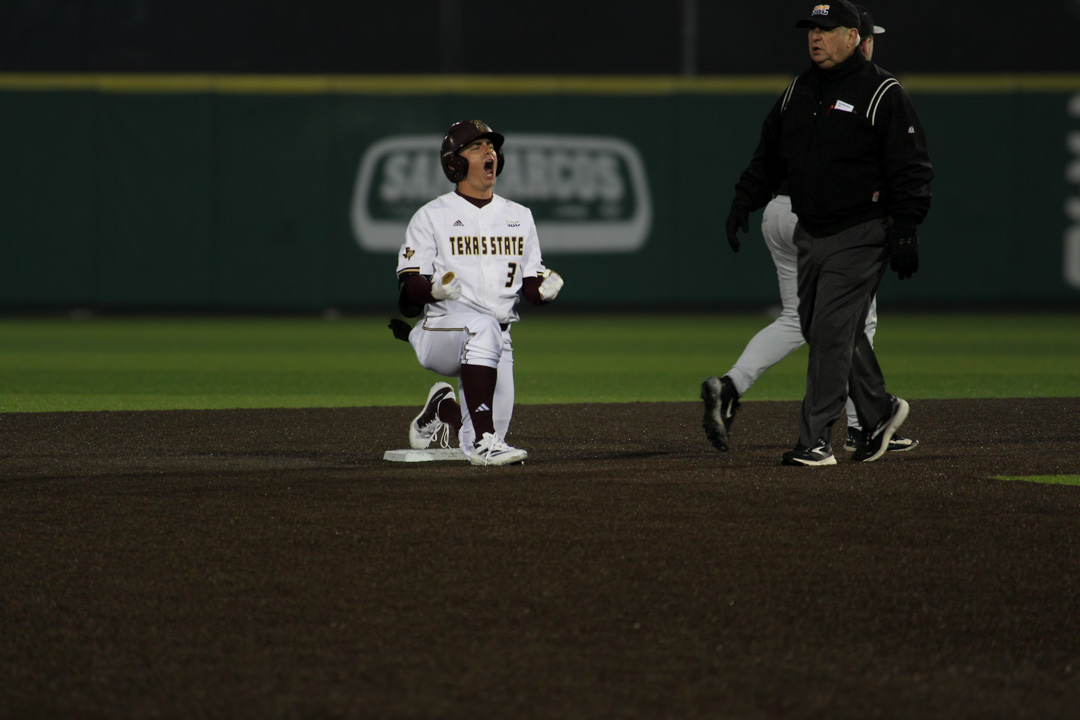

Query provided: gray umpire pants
[793,218,892,447]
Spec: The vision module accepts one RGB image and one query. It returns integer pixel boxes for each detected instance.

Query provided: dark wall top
[2,0,1078,75]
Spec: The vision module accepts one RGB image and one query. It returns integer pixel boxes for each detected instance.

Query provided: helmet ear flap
[443,154,468,183]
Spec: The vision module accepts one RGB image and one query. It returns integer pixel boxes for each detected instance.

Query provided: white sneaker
[408,382,455,450]
[470,432,528,466]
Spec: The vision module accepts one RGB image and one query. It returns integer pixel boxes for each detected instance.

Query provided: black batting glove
[725,201,750,253]
[888,227,919,280]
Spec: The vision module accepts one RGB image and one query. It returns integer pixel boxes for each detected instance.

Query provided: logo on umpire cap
[812,4,831,15]
[352,133,653,254]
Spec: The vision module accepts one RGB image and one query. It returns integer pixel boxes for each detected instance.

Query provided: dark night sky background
[1,0,1078,75]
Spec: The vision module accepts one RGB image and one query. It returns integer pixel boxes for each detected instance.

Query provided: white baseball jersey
[396,191,546,325]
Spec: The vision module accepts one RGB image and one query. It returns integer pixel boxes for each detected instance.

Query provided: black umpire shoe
[851,396,911,462]
[781,441,837,466]
[701,375,741,451]
[844,427,920,453]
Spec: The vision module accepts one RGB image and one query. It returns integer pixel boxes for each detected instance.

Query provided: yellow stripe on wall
[2,73,1080,95]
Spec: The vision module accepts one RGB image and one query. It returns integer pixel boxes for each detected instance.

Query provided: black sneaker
[886,435,919,452]
[851,396,910,462]
[781,441,836,466]
[844,427,919,453]
[700,375,741,451]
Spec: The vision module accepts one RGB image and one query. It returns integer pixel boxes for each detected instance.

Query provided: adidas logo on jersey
[453,219,464,227]
[474,403,491,412]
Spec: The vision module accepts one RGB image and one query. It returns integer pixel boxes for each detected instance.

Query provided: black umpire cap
[795,1,861,30]
[856,5,886,37]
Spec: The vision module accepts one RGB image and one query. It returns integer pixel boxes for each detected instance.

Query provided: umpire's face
[807,23,859,69]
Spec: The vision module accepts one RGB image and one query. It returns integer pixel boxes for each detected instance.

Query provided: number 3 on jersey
[505,262,518,288]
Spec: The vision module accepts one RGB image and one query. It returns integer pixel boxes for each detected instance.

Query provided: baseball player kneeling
[394,119,563,466]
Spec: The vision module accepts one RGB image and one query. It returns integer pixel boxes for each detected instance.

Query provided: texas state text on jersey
[449,236,525,256]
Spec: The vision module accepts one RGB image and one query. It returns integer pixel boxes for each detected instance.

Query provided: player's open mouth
[484,158,495,175]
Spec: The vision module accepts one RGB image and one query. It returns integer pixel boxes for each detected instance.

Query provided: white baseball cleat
[470,432,528,466]
[409,382,455,450]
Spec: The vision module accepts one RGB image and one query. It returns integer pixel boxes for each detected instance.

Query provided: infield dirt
[3,398,1079,718]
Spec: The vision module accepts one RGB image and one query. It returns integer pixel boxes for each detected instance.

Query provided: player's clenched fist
[430,270,462,301]
[539,269,563,302]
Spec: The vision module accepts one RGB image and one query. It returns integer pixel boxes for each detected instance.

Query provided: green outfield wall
[3,74,1080,310]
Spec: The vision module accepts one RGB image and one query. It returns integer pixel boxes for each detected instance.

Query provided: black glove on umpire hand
[725,201,750,253]
[888,227,919,280]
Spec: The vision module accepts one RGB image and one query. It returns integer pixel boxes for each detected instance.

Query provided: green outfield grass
[0,313,1077,412]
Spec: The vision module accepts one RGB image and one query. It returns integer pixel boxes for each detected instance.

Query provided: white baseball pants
[409,312,515,454]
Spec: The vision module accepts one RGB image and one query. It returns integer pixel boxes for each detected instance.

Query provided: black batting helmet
[440,119,505,183]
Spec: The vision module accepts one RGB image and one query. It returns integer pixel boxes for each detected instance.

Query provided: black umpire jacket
[733,51,933,238]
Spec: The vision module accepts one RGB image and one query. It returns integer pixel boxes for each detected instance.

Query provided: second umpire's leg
[793,218,892,449]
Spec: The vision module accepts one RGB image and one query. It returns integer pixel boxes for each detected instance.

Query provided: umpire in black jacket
[726,0,933,466]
